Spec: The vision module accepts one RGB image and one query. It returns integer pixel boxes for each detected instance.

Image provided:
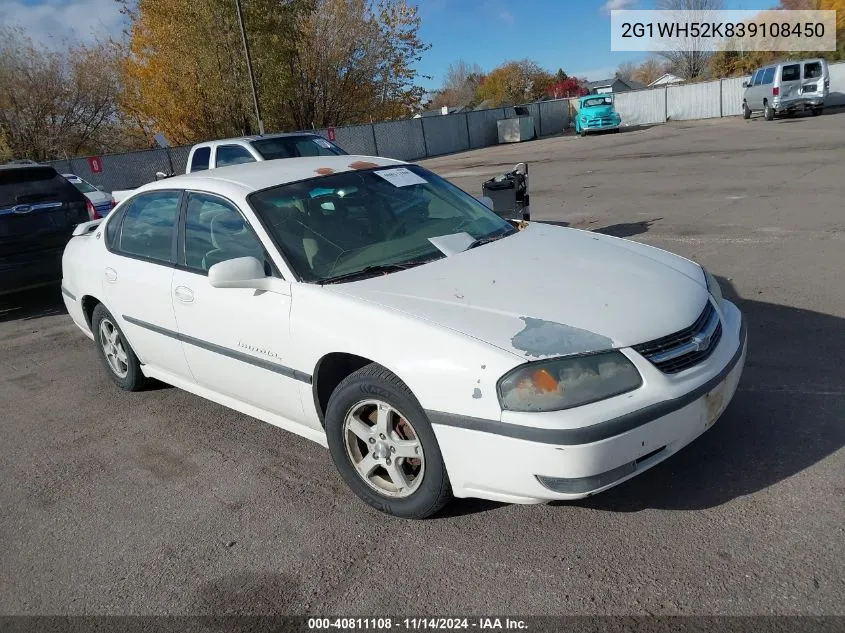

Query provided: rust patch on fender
[349,160,379,170]
[315,167,335,175]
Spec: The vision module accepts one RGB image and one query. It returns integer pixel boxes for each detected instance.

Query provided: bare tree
[0,27,126,160]
[656,0,724,79]
[431,60,484,108]
[634,56,672,85]
[615,60,639,83]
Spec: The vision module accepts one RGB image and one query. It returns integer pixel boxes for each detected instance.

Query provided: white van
[742,58,830,120]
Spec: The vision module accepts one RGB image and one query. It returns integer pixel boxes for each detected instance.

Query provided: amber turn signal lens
[531,369,559,392]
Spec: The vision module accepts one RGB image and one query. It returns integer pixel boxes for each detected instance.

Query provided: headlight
[497,351,642,412]
[703,268,724,310]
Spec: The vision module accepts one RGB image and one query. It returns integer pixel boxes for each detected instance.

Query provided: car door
[101,190,193,380]
[170,191,306,424]
[778,63,801,103]
[748,69,764,109]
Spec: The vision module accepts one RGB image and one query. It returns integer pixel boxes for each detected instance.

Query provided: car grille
[587,116,616,127]
[632,301,722,374]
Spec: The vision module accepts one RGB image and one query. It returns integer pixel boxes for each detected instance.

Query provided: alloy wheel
[99,318,129,378]
[343,399,425,498]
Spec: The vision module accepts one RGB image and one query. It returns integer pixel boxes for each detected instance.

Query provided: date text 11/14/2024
[307,617,529,630]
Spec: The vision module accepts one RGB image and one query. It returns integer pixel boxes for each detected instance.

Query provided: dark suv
[1,164,92,295]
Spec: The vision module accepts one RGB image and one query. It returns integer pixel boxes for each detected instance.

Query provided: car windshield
[251,136,346,160]
[69,179,98,194]
[248,164,516,283]
[583,97,613,108]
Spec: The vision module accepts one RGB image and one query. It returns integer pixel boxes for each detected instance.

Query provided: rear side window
[215,145,256,168]
[761,67,776,84]
[751,70,763,86]
[104,210,122,248]
[190,147,211,172]
[117,191,180,264]
[0,167,83,207]
[781,64,800,81]
[804,61,822,79]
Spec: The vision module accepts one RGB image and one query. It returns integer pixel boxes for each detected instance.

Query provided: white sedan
[61,155,746,519]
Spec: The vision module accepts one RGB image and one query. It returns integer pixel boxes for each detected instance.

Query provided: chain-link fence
[42,61,845,193]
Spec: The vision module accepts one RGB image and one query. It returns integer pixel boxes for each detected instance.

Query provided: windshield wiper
[320,256,441,285]
[466,233,509,250]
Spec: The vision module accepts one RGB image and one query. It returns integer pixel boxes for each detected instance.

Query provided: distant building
[648,73,684,87]
[413,105,470,118]
[584,77,641,94]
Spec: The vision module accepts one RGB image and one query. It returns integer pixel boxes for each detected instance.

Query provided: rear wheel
[743,102,751,119]
[92,304,146,391]
[325,363,452,519]
[764,103,774,121]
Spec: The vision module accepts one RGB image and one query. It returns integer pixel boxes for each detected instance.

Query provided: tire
[743,103,751,119]
[324,363,452,519]
[811,107,823,116]
[579,127,586,137]
[91,303,147,391]
[764,104,774,121]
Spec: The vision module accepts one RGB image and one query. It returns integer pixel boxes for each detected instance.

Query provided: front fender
[289,284,524,423]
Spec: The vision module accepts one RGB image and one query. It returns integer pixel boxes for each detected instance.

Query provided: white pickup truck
[113,132,346,203]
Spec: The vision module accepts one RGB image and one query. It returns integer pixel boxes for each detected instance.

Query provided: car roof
[0,163,55,172]
[193,132,327,146]
[138,155,406,197]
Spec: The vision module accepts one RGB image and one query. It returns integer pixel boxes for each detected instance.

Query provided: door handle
[174,286,194,303]
[104,267,117,283]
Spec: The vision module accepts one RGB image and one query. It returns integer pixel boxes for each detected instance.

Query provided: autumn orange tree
[120,0,429,142]
[475,60,555,106]
[282,0,429,128]
[119,0,300,144]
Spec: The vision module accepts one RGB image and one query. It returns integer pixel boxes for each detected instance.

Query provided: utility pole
[235,0,265,135]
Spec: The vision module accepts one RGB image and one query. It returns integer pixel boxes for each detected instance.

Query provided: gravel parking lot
[2,111,844,618]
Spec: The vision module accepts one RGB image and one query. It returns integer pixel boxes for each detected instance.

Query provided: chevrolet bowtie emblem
[691,332,712,352]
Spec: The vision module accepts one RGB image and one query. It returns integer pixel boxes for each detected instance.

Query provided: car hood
[329,223,709,360]
[581,105,617,118]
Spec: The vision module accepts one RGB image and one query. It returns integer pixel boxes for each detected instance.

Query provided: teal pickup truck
[574,94,622,136]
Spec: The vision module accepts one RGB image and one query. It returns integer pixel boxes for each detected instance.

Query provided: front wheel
[743,102,751,119]
[811,107,823,116]
[325,364,452,519]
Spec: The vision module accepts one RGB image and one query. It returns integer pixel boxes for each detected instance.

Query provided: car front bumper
[583,121,621,131]
[430,300,746,504]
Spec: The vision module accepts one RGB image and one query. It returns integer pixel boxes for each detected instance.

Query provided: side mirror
[208,256,289,295]
[742,81,749,88]
[154,171,168,181]
[95,185,103,191]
